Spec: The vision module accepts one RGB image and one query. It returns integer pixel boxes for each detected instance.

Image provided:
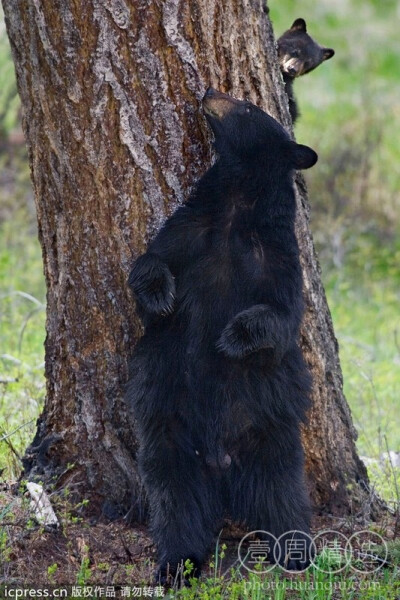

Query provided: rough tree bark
[2,0,369,519]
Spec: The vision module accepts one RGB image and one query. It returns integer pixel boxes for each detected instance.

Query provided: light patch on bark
[104,0,131,29]
[162,0,201,94]
[92,17,152,171]
[58,3,83,102]
[135,30,185,205]
[103,423,142,488]
[64,103,84,142]
[78,388,102,442]
[91,5,169,232]
[32,0,59,65]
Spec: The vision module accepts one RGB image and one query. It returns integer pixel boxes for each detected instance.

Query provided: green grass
[0,7,19,136]
[0,217,46,478]
[323,235,400,502]
[168,543,400,600]
[326,236,400,452]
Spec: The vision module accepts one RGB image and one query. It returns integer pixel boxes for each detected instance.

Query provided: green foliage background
[0,1,399,502]
[0,22,19,136]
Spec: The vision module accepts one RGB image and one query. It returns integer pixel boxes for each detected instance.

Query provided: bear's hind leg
[230,430,312,571]
[139,433,223,585]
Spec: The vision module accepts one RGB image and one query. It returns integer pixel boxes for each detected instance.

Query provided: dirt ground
[0,480,398,588]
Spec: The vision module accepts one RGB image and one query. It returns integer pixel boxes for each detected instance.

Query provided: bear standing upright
[277,18,334,122]
[126,88,318,582]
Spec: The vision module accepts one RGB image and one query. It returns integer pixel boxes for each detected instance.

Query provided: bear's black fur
[277,18,334,122]
[126,88,318,582]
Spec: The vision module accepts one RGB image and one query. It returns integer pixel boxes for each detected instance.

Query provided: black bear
[126,88,318,582]
[277,18,334,122]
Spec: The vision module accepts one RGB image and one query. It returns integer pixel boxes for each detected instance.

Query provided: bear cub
[277,18,334,122]
[126,88,318,583]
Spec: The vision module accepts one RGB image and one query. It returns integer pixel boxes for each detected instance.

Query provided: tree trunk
[2,0,369,518]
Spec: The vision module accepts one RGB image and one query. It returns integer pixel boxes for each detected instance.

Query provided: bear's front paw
[216,310,274,359]
[129,254,176,315]
[216,318,256,358]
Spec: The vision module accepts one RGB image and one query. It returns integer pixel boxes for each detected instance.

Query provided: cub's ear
[323,47,335,61]
[290,18,307,32]
[288,142,318,170]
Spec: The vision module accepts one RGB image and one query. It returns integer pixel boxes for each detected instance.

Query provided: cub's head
[202,88,317,170]
[277,18,334,78]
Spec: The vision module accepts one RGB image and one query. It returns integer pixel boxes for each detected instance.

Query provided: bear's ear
[290,18,307,32]
[288,142,318,170]
[323,47,335,61]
